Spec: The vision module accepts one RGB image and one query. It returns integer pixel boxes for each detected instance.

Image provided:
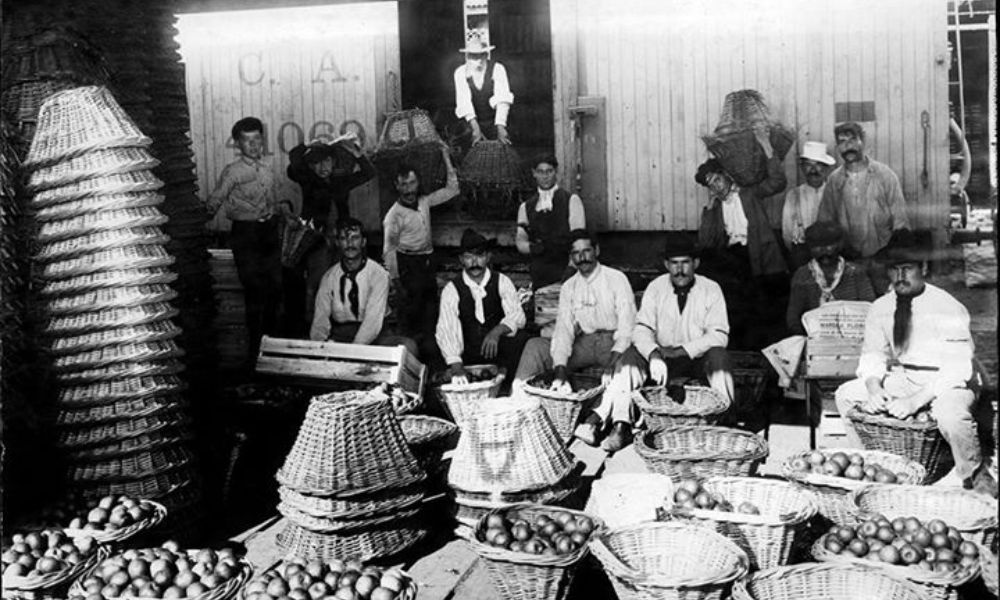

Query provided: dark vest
[454,271,503,357]
[526,188,573,287]
[467,61,496,126]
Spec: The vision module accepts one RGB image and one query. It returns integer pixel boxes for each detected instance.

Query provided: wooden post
[550,0,579,203]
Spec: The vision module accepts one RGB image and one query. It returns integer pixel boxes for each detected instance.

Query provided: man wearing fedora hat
[782,141,837,270]
[786,221,875,335]
[453,33,514,147]
[834,229,995,496]
[436,228,529,386]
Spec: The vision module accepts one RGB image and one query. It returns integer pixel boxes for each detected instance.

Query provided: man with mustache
[453,34,514,147]
[834,229,995,497]
[817,122,909,292]
[513,230,641,451]
[436,229,529,387]
[782,141,837,270]
[786,221,875,335]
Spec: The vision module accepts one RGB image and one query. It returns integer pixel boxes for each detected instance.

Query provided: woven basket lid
[52,340,185,373]
[76,466,193,502]
[44,302,179,335]
[27,147,159,192]
[39,245,175,280]
[35,226,169,262]
[447,396,576,494]
[43,284,179,316]
[65,424,191,461]
[713,89,773,136]
[459,141,530,188]
[56,407,189,448]
[30,170,163,208]
[53,358,186,385]
[56,393,183,426]
[25,86,153,169]
[67,445,194,483]
[36,207,169,242]
[275,392,426,497]
[1,79,80,122]
[376,108,442,150]
[38,267,178,297]
[57,375,186,405]
[31,192,165,222]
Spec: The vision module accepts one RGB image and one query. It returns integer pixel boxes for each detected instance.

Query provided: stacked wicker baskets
[446,397,583,532]
[274,392,429,562]
[636,425,770,482]
[24,85,200,534]
[519,371,605,442]
[845,407,955,483]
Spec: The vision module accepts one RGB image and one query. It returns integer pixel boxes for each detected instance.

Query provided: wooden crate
[805,337,862,378]
[255,336,426,395]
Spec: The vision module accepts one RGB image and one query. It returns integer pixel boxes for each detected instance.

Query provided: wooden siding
[177,3,400,232]
[553,0,951,232]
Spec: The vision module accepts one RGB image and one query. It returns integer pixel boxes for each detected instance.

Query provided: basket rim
[734,562,934,600]
[846,407,940,431]
[398,414,459,447]
[520,373,606,403]
[666,476,818,526]
[2,542,109,591]
[811,537,979,587]
[451,466,583,508]
[435,365,506,393]
[848,484,1000,532]
[62,500,166,543]
[468,503,606,567]
[636,425,770,462]
[633,385,731,417]
[780,447,928,491]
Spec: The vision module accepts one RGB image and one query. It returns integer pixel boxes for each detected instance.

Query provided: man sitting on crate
[834,229,996,497]
[311,218,417,356]
[513,230,642,452]
[436,228,530,390]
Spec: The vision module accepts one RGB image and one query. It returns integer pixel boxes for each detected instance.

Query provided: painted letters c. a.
[312,51,348,83]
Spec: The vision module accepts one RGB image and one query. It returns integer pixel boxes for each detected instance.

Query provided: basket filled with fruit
[633,385,730,429]
[635,425,769,482]
[366,382,422,415]
[846,406,953,482]
[469,504,604,600]
[68,542,251,600]
[63,494,167,544]
[519,372,605,443]
[398,414,460,475]
[850,485,998,547]
[240,557,417,600]
[452,467,584,532]
[590,520,749,600]
[731,562,934,600]
[811,516,980,600]
[781,448,926,527]
[663,477,817,570]
[2,529,108,598]
[431,364,505,427]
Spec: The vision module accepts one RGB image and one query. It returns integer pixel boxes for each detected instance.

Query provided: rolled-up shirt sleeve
[611,272,636,355]
[382,212,400,279]
[490,63,514,110]
[499,275,526,334]
[550,283,576,367]
[435,283,464,365]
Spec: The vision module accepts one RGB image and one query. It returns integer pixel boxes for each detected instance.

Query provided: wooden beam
[549,0,580,199]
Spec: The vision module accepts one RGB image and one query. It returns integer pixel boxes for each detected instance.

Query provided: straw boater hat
[799,140,836,166]
[459,35,495,54]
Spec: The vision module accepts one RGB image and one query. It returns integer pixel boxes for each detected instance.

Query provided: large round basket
[732,562,934,600]
[780,448,926,527]
[634,385,730,429]
[63,500,167,544]
[846,407,953,482]
[811,537,978,600]
[434,364,505,427]
[275,518,426,563]
[69,551,252,600]
[469,503,605,600]
[635,425,769,482]
[2,543,109,597]
[452,468,583,531]
[665,476,817,570]
[398,414,459,475]
[519,372,604,442]
[589,520,749,600]
[982,545,998,598]
[850,485,998,546]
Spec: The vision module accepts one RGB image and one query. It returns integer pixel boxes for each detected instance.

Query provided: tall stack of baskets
[274,392,429,562]
[24,85,200,538]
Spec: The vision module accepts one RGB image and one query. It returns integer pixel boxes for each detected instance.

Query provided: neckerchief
[339,260,366,319]
[893,286,925,350]
[674,280,695,314]
[809,257,845,304]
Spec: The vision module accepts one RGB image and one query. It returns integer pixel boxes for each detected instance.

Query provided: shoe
[601,421,634,453]
[968,464,999,498]
[573,412,605,446]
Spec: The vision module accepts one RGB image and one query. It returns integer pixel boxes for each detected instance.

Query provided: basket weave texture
[36,227,170,262]
[846,408,954,482]
[589,520,749,600]
[376,108,441,149]
[56,394,181,425]
[57,375,185,405]
[729,350,770,417]
[399,414,459,474]
[701,90,796,187]
[520,372,604,442]
[634,385,730,429]
[434,364,506,427]
[67,445,193,483]
[31,192,164,221]
[40,245,174,279]
[30,170,163,207]
[44,285,178,317]
[635,425,769,482]
[277,483,425,521]
[731,562,934,600]
[849,485,998,546]
[27,146,159,192]
[63,500,166,544]
[39,268,178,296]
[460,141,530,188]
[275,518,426,563]
[280,218,324,268]
[45,303,179,335]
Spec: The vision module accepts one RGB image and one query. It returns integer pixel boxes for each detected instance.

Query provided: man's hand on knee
[649,350,669,386]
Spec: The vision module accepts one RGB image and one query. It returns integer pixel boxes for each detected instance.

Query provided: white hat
[459,35,495,54]
[800,141,836,165]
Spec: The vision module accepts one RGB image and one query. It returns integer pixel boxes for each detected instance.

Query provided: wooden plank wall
[176,2,400,232]
[555,0,950,232]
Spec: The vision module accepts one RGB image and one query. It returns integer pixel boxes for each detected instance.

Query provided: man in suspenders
[453,34,514,147]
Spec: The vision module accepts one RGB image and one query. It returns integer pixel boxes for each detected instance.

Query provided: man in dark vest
[436,228,530,388]
[453,34,514,147]
[516,154,587,290]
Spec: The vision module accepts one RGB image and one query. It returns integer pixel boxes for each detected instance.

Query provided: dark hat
[458,228,495,254]
[694,158,726,187]
[875,229,930,264]
[804,221,844,248]
[662,234,700,260]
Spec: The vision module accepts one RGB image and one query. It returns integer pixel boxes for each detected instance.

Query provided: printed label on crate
[802,300,871,340]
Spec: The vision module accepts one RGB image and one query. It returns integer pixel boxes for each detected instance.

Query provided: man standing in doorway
[453,34,514,148]
[782,141,837,270]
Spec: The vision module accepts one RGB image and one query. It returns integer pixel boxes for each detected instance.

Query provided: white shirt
[721,189,749,246]
[310,259,389,344]
[782,183,825,246]
[382,169,460,279]
[856,283,974,397]
[633,274,729,360]
[514,187,586,254]
[435,269,526,365]
[453,62,514,126]
[551,264,636,367]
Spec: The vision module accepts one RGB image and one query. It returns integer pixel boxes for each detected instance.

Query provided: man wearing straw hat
[436,228,529,388]
[453,32,514,148]
[834,230,996,497]
[782,141,837,269]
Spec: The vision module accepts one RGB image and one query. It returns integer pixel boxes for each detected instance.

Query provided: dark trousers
[231,218,283,363]
[396,252,439,340]
[460,328,532,383]
[282,240,334,338]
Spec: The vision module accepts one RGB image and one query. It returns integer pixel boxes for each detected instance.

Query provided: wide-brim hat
[302,142,333,165]
[874,229,932,264]
[459,37,495,54]
[804,220,844,248]
[662,234,700,260]
[800,140,836,166]
[458,228,496,254]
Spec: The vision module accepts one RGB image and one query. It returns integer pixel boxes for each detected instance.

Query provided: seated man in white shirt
[436,228,530,388]
[834,229,995,497]
[311,218,417,356]
[514,230,642,452]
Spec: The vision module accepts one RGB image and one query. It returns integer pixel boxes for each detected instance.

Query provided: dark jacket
[286,144,376,226]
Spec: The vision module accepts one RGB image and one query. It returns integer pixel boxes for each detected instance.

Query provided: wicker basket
[850,485,998,546]
[278,501,421,534]
[56,394,181,425]
[460,141,530,188]
[732,562,934,600]
[57,375,186,405]
[40,245,175,280]
[275,518,426,563]
[635,425,769,483]
[76,468,193,504]
[520,372,605,442]
[2,543,109,596]
[67,446,194,483]
[50,322,182,355]
[53,340,184,372]
[57,410,188,448]
[634,385,730,429]
[63,500,167,544]
[663,476,817,570]
[36,227,170,262]
[66,428,192,462]
[53,359,186,385]
[452,467,584,530]
[242,563,418,600]
[399,414,460,474]
[846,408,954,482]
[469,504,606,600]
[589,521,749,600]
[27,147,159,192]
[434,364,506,427]
[277,482,425,520]
[982,546,998,598]
[376,108,441,149]
[30,170,163,208]
[38,268,178,296]
[280,218,324,268]
[44,303,179,335]
[729,350,770,417]
[780,448,927,527]
[31,192,164,222]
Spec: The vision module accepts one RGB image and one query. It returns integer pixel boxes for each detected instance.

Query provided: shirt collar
[463,268,492,289]
[536,186,558,211]
[579,263,602,284]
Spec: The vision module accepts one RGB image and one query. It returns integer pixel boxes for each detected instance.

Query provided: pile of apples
[433,368,496,385]
[819,515,980,573]
[671,480,760,514]
[69,541,243,599]
[478,509,598,555]
[242,558,413,600]
[2,529,98,580]
[858,404,934,423]
[789,451,902,483]
[67,494,157,533]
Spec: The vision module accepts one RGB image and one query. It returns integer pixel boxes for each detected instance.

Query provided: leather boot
[601,421,634,453]
[573,412,605,446]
